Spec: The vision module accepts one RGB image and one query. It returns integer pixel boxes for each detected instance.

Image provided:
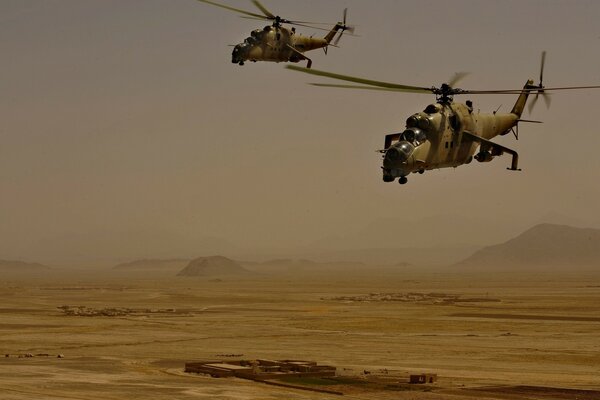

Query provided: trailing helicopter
[197,0,354,68]
[287,53,600,184]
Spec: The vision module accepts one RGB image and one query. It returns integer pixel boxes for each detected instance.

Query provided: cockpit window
[406,115,419,128]
[400,128,427,146]
[406,114,431,131]
[401,130,415,143]
[424,104,441,114]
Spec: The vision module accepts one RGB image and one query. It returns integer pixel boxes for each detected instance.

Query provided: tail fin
[325,8,352,45]
[324,23,343,44]
[511,79,535,117]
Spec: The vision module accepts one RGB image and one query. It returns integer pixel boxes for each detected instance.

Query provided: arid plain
[1,266,600,400]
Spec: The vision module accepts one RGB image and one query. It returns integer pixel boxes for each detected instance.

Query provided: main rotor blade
[465,85,600,94]
[528,93,539,114]
[240,16,342,31]
[239,15,266,21]
[539,51,546,83]
[463,89,532,94]
[196,0,267,19]
[447,72,469,88]
[310,83,431,94]
[528,85,600,92]
[289,22,334,32]
[251,0,275,18]
[288,20,336,25]
[543,92,552,108]
[288,63,600,97]
[273,19,344,26]
[286,65,433,93]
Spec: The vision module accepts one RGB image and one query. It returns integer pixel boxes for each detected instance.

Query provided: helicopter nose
[231,46,241,63]
[385,147,401,162]
[231,44,246,63]
[384,141,414,167]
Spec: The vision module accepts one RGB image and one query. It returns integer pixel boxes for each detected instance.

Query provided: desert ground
[1,267,600,399]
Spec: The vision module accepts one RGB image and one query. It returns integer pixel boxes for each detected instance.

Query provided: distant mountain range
[294,245,478,267]
[242,258,366,274]
[309,214,526,250]
[0,259,50,272]
[113,258,189,270]
[177,256,251,277]
[454,224,600,270]
[5,210,597,268]
[15,230,240,267]
[6,223,598,274]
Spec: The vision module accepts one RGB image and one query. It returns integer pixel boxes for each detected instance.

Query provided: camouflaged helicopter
[197,0,354,68]
[287,53,600,184]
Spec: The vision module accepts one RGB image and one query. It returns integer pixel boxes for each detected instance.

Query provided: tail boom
[511,79,535,117]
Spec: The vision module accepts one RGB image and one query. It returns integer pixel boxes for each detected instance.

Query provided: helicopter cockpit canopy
[396,142,414,161]
[245,29,264,44]
[384,127,426,165]
[406,113,432,132]
[385,141,414,164]
[400,127,427,146]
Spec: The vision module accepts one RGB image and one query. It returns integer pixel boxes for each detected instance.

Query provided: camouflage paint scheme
[381,83,532,182]
[231,24,345,67]
[287,64,544,185]
[197,0,350,68]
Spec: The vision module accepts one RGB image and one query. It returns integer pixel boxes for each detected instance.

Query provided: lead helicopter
[197,0,354,68]
[287,53,600,184]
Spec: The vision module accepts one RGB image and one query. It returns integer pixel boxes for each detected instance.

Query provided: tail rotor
[334,8,355,46]
[528,51,552,114]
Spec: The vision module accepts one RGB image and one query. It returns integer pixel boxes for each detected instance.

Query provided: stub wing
[462,131,521,171]
[285,44,312,68]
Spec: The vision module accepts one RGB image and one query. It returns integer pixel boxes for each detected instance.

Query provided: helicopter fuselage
[286,51,600,185]
[382,99,523,183]
[196,0,350,68]
[232,25,338,66]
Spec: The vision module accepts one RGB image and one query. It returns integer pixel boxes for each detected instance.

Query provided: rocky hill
[177,256,250,277]
[454,224,600,270]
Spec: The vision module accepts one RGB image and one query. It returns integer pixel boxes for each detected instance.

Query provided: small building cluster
[57,305,177,317]
[5,353,64,358]
[409,373,437,384]
[185,359,336,380]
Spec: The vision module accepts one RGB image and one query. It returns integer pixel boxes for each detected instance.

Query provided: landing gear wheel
[238,61,244,66]
[383,175,394,183]
[418,169,425,174]
[399,176,408,185]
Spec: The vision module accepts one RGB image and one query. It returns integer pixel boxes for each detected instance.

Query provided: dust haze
[3,252,600,399]
[2,0,600,265]
[1,0,600,399]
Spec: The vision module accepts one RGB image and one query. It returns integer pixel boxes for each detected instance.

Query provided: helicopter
[287,53,600,184]
[197,0,354,68]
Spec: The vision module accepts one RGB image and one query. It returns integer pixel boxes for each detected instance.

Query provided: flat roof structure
[206,363,251,370]
[185,359,336,380]
[409,373,437,384]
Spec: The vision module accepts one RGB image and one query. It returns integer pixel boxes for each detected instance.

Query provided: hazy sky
[2,0,600,265]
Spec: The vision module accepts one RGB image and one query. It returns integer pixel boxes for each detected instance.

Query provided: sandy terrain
[1,268,600,399]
